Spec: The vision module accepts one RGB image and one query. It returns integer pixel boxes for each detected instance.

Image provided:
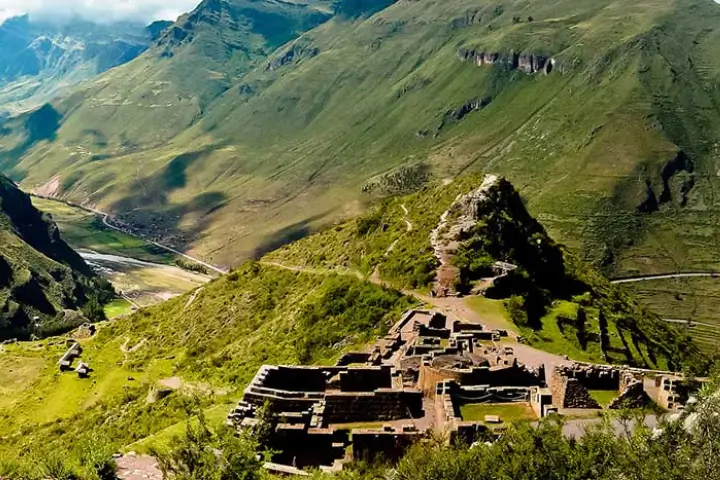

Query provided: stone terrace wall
[339,367,392,392]
[419,361,543,394]
[551,375,600,409]
[323,390,423,423]
[263,366,340,392]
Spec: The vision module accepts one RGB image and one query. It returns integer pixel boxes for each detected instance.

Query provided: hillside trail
[610,272,719,283]
[261,199,567,377]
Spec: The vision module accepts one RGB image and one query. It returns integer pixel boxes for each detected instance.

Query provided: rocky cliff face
[458,49,557,74]
[0,174,107,340]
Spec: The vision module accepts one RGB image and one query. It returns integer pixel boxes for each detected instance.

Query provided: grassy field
[459,403,537,423]
[104,298,134,318]
[588,390,618,408]
[620,278,720,355]
[464,297,514,331]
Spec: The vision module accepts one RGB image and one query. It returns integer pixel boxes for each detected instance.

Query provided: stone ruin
[57,340,92,378]
[229,309,551,473]
[551,362,705,411]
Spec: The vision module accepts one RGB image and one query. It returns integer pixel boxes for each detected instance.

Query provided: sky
[0,0,201,24]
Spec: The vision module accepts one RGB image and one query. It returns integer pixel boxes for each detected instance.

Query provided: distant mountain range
[0,0,719,278]
[0,15,171,116]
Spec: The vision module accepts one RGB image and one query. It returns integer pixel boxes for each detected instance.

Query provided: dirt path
[611,272,719,284]
[116,455,162,480]
[663,318,720,329]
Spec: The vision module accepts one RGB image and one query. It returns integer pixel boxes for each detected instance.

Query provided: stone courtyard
[228,309,706,474]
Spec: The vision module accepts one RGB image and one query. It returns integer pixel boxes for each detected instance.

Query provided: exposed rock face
[267,43,320,71]
[458,49,557,74]
[430,175,500,295]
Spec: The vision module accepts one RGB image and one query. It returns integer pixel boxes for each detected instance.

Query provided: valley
[1,0,720,478]
[30,196,212,313]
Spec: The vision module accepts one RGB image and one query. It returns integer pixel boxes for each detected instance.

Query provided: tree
[152,408,263,480]
[82,297,106,322]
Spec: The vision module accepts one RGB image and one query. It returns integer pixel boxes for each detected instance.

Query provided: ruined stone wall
[452,321,485,333]
[554,364,621,391]
[323,390,423,423]
[417,325,451,339]
[352,429,422,462]
[419,362,542,394]
[263,366,339,392]
[336,352,372,366]
[553,377,600,409]
[609,374,651,410]
[339,366,392,392]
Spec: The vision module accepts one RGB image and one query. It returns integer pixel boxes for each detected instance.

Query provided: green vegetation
[104,298,133,319]
[30,197,175,264]
[0,263,414,458]
[2,0,720,281]
[0,174,115,340]
[588,390,618,408]
[269,176,707,371]
[459,402,536,423]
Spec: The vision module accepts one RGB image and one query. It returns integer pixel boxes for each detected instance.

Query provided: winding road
[92,209,228,275]
[31,192,228,275]
[611,272,719,284]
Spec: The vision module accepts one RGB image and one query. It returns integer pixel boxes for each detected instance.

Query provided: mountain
[0,175,704,468]
[0,15,161,117]
[1,0,720,278]
[0,174,112,339]
[268,174,705,370]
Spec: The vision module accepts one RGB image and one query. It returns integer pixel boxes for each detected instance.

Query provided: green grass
[464,297,514,331]
[104,298,133,318]
[588,390,618,408]
[30,197,175,265]
[459,403,537,423]
[0,262,415,456]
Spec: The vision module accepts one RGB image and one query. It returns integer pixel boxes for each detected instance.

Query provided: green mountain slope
[2,0,720,277]
[0,263,413,458]
[0,174,113,339]
[0,174,705,469]
[268,175,705,370]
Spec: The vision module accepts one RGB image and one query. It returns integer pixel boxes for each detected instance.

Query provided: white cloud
[0,0,201,24]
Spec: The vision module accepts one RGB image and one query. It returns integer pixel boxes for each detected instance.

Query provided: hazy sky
[0,0,201,24]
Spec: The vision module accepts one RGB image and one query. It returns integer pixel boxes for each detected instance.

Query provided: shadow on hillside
[252,212,330,259]
[0,103,62,173]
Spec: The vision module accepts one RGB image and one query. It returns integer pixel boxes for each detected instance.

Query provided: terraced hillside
[620,276,720,353]
[0,174,113,339]
[0,0,718,275]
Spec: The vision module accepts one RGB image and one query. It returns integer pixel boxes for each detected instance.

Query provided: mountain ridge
[1,0,720,279]
[0,174,113,339]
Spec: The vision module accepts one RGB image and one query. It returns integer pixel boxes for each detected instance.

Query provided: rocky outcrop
[458,49,557,74]
[267,43,320,71]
